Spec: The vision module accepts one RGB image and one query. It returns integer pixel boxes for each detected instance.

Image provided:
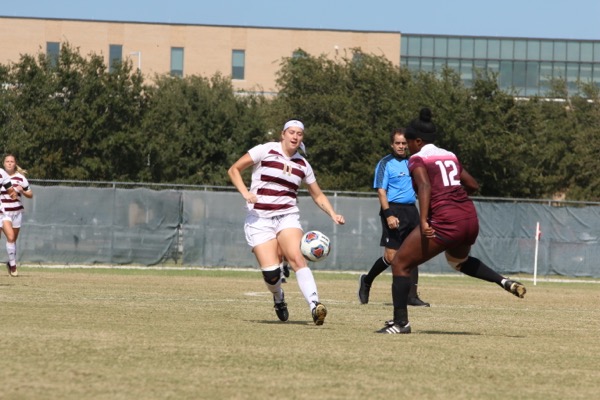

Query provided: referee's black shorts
[379,202,419,250]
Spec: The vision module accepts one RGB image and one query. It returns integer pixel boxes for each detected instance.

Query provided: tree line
[1,43,599,200]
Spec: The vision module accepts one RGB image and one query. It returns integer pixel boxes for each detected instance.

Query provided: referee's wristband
[382,208,394,218]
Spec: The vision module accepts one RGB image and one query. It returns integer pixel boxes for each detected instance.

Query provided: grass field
[1,267,599,400]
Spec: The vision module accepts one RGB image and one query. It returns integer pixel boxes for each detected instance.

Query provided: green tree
[140,74,266,184]
[0,43,147,180]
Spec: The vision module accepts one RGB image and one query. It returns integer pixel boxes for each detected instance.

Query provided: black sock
[365,256,390,285]
[392,276,411,324]
[408,267,419,298]
[459,256,504,286]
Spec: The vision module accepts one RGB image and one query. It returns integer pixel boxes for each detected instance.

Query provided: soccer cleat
[274,299,289,322]
[503,279,526,298]
[408,295,430,307]
[376,320,412,334]
[312,301,327,325]
[358,274,371,304]
[7,262,17,277]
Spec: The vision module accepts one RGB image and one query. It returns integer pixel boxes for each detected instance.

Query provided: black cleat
[358,274,371,304]
[376,320,411,334]
[312,301,327,325]
[274,295,289,322]
[503,279,526,298]
[408,295,430,307]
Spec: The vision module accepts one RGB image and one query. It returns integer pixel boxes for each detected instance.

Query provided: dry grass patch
[1,268,599,399]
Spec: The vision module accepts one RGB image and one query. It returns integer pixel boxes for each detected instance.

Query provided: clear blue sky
[2,0,599,40]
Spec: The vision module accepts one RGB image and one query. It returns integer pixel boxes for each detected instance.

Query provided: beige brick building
[0,16,401,94]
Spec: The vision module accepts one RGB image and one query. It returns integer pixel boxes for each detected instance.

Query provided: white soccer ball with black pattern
[300,230,331,262]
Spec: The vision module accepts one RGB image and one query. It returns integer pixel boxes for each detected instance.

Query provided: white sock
[295,267,319,309]
[6,242,16,267]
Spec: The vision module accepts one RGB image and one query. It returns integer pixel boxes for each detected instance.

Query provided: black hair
[405,108,436,142]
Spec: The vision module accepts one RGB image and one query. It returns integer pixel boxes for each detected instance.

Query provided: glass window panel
[566,62,579,80]
[554,41,567,61]
[526,61,539,92]
[501,39,514,59]
[580,63,592,82]
[553,62,566,78]
[527,41,540,60]
[567,42,580,62]
[448,38,461,57]
[433,58,447,73]
[474,39,487,58]
[109,44,122,73]
[487,60,500,74]
[513,61,527,88]
[46,42,60,68]
[593,65,600,85]
[473,60,486,78]
[488,40,500,59]
[514,40,527,59]
[499,60,513,89]
[539,62,553,93]
[461,38,474,58]
[580,42,593,62]
[540,41,554,60]
[407,57,420,72]
[594,43,600,62]
[407,36,421,56]
[460,60,473,87]
[434,37,447,57]
[421,37,434,57]
[170,47,184,77]
[401,36,408,57]
[421,58,434,72]
[232,49,245,80]
[447,59,460,73]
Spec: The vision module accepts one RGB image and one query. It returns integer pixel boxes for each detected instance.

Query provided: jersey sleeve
[247,143,267,164]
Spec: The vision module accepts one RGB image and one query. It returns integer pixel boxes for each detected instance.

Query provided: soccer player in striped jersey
[377,109,526,334]
[1,154,32,277]
[228,119,345,325]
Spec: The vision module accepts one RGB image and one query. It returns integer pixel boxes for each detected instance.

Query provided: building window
[109,44,122,73]
[232,50,245,80]
[170,47,184,77]
[46,42,60,68]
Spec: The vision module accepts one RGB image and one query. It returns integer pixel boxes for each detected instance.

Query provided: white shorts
[2,212,23,229]
[244,212,303,248]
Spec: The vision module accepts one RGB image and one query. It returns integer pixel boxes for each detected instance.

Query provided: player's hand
[387,216,399,229]
[421,222,435,238]
[243,193,257,204]
[332,214,345,225]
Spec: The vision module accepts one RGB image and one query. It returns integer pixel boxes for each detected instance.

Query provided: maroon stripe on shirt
[257,188,297,198]
[260,174,299,191]
[261,160,306,180]
[253,202,294,211]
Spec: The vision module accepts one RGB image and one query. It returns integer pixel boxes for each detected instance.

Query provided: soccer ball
[300,230,331,262]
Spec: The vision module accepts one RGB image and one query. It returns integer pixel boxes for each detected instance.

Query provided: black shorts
[379,203,419,250]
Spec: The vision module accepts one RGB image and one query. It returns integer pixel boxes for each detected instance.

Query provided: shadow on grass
[418,330,482,335]
[248,319,314,326]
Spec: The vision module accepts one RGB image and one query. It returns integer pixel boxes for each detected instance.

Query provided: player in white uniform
[228,120,345,325]
[1,155,32,277]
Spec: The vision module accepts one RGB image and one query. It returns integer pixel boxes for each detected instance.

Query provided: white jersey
[246,141,316,218]
[0,171,29,213]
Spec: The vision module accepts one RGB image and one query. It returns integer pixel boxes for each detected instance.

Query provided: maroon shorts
[430,216,479,248]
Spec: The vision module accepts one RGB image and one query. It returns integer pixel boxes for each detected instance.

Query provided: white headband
[283,120,304,131]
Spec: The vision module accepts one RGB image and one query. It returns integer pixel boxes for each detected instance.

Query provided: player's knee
[445,253,468,271]
[261,265,281,284]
